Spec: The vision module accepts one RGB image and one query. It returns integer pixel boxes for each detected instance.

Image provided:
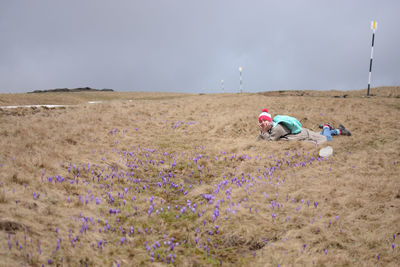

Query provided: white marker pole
[367,20,377,97]
[221,80,224,93]
[239,66,243,93]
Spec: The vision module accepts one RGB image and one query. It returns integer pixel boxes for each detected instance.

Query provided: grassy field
[0,87,399,266]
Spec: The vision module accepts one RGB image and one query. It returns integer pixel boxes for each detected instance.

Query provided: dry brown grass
[0,88,399,266]
[0,91,188,106]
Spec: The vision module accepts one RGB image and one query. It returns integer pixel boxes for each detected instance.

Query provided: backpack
[273,115,302,134]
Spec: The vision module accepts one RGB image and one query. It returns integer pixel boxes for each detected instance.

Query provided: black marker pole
[367,21,377,97]
[239,67,243,93]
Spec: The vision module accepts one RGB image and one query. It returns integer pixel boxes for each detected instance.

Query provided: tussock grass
[0,88,399,266]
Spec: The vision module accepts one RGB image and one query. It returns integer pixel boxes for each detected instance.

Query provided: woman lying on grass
[257,108,351,145]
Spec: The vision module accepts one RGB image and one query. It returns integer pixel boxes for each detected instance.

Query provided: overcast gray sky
[0,0,399,93]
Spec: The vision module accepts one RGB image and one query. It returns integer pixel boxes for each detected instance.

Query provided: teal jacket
[272,115,302,134]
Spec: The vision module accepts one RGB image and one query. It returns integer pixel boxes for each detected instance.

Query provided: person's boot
[338,124,351,136]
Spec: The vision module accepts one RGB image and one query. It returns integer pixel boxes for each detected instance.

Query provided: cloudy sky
[0,0,399,93]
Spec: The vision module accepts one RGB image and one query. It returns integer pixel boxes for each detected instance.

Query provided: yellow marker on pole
[371,20,377,32]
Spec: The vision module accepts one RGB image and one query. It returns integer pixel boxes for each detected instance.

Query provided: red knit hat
[258,108,272,122]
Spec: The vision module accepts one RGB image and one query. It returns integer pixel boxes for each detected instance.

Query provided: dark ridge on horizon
[28,87,114,93]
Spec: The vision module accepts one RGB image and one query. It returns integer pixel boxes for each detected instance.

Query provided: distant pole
[239,66,243,93]
[367,20,377,97]
[221,80,224,93]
